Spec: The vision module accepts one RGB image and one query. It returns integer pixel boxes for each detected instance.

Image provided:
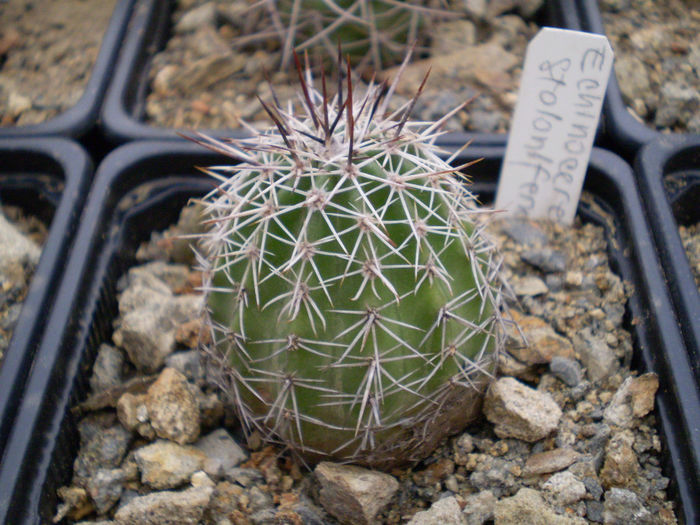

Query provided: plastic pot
[0,141,697,523]
[99,0,577,147]
[635,135,700,388]
[0,138,92,465]
[575,0,689,160]
[0,0,136,141]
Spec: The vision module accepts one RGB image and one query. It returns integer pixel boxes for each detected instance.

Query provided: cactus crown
[194,52,508,468]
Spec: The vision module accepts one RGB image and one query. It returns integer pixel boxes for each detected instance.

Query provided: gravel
[144,0,543,134]
[0,205,47,365]
[678,222,700,289]
[53,209,678,524]
[600,0,700,133]
[0,0,118,126]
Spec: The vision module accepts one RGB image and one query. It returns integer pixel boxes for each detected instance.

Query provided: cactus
[193,55,508,468]
[239,0,451,71]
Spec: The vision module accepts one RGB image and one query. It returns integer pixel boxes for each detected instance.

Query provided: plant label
[495,28,613,224]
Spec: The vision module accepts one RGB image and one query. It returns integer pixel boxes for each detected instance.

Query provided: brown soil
[0,0,118,126]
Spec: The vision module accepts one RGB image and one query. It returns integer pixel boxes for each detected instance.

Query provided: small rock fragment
[462,490,496,525]
[507,311,575,365]
[484,377,562,442]
[512,276,549,296]
[113,486,213,524]
[494,488,586,524]
[315,462,399,525]
[523,448,580,476]
[542,471,587,505]
[603,373,658,428]
[89,344,124,392]
[549,357,582,387]
[603,488,655,525]
[599,432,639,489]
[521,248,567,273]
[134,440,207,490]
[146,367,200,444]
[194,428,248,472]
[86,468,126,514]
[407,496,463,525]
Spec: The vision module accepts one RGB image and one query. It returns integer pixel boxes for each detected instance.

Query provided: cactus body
[196,62,507,468]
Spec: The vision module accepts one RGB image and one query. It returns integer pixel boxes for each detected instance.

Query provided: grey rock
[462,0,487,18]
[134,440,207,489]
[89,344,124,392]
[462,490,496,525]
[549,357,582,387]
[542,471,587,505]
[603,488,655,525]
[315,461,399,525]
[583,476,604,500]
[0,212,40,286]
[86,468,126,514]
[146,367,200,444]
[431,20,477,55]
[484,377,562,442]
[576,331,618,383]
[194,428,247,473]
[656,82,700,128]
[224,467,265,487]
[74,425,132,484]
[407,496,464,525]
[468,109,503,133]
[113,486,213,524]
[521,248,567,273]
[499,219,548,246]
[165,350,204,384]
[249,485,274,513]
[128,261,192,293]
[174,2,217,33]
[494,488,585,524]
[114,307,176,373]
[586,500,604,523]
[512,276,548,296]
[468,456,519,497]
[249,508,277,525]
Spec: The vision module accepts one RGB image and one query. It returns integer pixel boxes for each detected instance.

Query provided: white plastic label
[494,28,613,224]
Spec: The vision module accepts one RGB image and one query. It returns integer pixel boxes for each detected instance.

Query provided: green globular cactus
[194,56,508,468]
[244,0,449,71]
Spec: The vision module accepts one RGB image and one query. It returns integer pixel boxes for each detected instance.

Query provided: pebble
[462,490,496,525]
[506,311,575,365]
[86,468,126,514]
[164,350,205,384]
[549,357,583,387]
[73,424,132,485]
[512,276,548,296]
[603,488,655,525]
[314,462,399,525]
[542,471,587,506]
[603,373,659,428]
[576,331,618,383]
[193,428,248,472]
[484,377,562,442]
[0,212,40,286]
[599,431,639,489]
[522,448,580,476]
[89,344,125,392]
[521,248,567,273]
[134,440,207,490]
[146,367,201,445]
[113,486,213,524]
[494,488,586,524]
[406,496,464,525]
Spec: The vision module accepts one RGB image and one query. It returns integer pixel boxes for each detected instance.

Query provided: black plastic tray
[636,135,700,388]
[99,0,577,147]
[0,138,92,465]
[574,0,687,160]
[0,0,136,141]
[0,141,697,523]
